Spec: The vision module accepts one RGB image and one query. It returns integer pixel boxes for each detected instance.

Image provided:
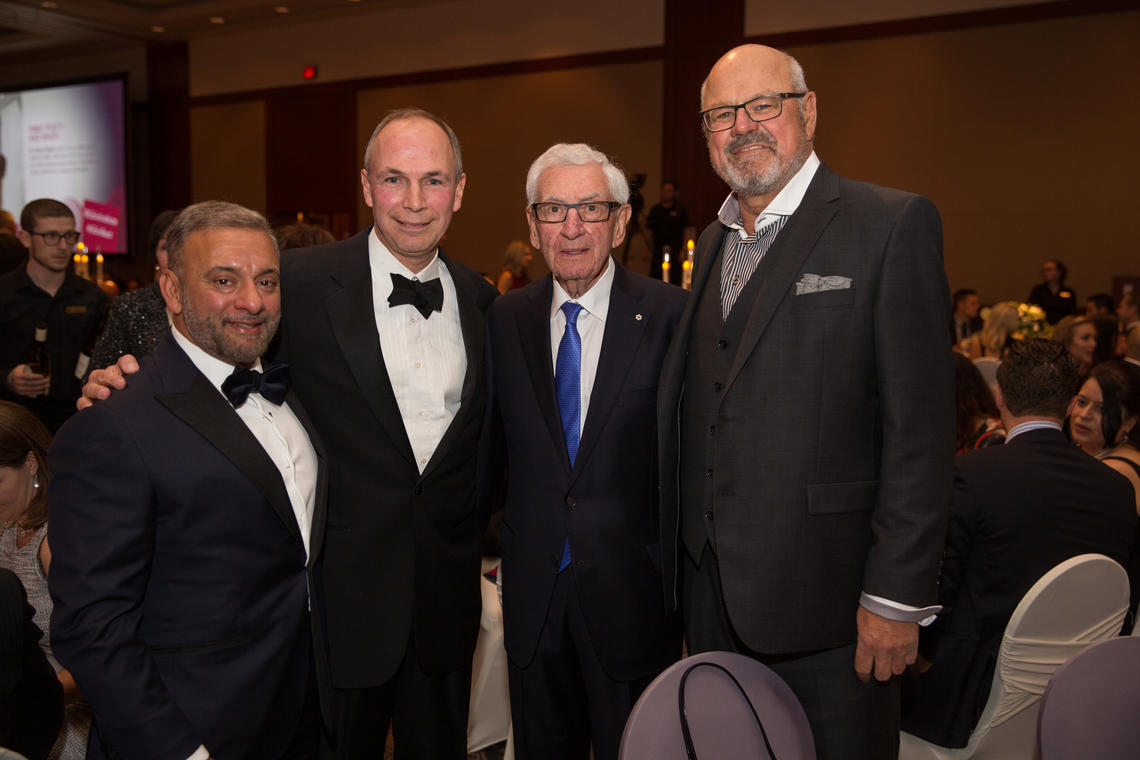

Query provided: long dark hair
[0,401,52,528]
[1088,362,1140,447]
[955,354,999,449]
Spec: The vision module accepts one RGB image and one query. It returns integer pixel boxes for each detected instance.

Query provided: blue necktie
[555,302,583,572]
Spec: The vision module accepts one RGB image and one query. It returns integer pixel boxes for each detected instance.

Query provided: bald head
[700,44,816,212]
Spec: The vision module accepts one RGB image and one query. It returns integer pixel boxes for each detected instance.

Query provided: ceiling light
[41,0,57,7]
[209,16,225,24]
[151,25,165,33]
[275,5,290,12]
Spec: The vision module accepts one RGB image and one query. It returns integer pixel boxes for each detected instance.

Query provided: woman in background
[1068,362,1140,514]
[1052,315,1098,377]
[0,401,89,759]
[496,240,533,295]
[954,354,1005,453]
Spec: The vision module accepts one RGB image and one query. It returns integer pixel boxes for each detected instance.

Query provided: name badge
[66,306,88,315]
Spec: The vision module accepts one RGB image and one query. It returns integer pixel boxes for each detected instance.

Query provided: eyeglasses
[700,93,807,132]
[31,230,81,245]
[530,201,622,223]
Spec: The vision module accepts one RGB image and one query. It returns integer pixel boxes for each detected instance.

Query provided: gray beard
[715,133,812,200]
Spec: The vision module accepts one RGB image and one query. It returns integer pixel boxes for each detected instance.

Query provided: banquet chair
[0,749,30,760]
[618,650,815,760]
[1036,635,1140,759]
[900,553,1130,760]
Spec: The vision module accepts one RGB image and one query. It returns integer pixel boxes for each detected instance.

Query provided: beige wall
[780,10,1139,305]
[190,0,663,97]
[357,60,664,277]
[746,0,1063,35]
[189,101,267,213]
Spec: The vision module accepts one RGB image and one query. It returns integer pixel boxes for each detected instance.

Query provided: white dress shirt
[171,327,318,760]
[549,257,615,437]
[368,232,466,473]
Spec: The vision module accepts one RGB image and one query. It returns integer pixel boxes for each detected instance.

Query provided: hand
[7,364,50,397]
[77,353,139,410]
[854,606,918,683]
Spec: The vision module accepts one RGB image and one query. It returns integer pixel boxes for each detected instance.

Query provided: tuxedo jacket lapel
[157,367,304,550]
[517,277,568,471]
[325,243,417,469]
[574,264,646,483]
[726,166,839,393]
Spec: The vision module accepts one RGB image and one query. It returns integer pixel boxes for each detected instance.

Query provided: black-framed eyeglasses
[530,201,622,223]
[700,93,807,132]
[31,230,81,246]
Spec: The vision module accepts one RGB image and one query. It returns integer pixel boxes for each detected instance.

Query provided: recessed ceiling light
[274,5,290,12]
[151,25,165,33]
[209,16,225,24]
[41,0,57,7]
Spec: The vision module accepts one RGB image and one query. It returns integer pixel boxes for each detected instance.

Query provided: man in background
[902,338,1136,748]
[0,198,105,431]
[646,180,690,284]
[951,288,982,343]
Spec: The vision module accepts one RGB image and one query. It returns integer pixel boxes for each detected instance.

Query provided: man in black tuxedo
[482,143,685,760]
[657,45,955,758]
[902,338,1138,748]
[80,109,495,759]
[49,201,327,760]
[276,109,498,758]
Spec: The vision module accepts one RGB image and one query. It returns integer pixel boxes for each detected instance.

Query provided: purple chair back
[1037,636,1140,759]
[619,651,816,760]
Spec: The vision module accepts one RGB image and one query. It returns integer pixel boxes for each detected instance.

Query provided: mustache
[726,132,776,153]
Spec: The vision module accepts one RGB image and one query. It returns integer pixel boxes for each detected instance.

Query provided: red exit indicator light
[302,65,318,80]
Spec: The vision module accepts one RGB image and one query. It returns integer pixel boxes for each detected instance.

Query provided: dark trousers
[320,634,471,760]
[508,568,651,760]
[681,544,900,760]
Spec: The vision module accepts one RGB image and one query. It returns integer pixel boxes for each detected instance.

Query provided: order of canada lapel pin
[635,314,643,321]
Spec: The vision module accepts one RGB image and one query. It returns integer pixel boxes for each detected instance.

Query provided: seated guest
[1091,313,1120,364]
[1119,292,1140,339]
[1052,314,1097,376]
[1068,362,1140,514]
[0,567,62,760]
[954,354,1004,453]
[88,209,178,373]
[495,239,533,295]
[901,338,1137,749]
[950,289,982,344]
[1086,292,1116,317]
[0,400,89,758]
[1126,324,1140,372]
[275,223,335,250]
[962,301,1018,386]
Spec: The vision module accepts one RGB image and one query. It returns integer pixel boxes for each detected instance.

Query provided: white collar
[550,256,615,324]
[717,151,821,235]
[367,228,442,281]
[170,326,263,399]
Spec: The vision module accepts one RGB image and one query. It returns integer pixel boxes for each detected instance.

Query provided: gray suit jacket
[658,163,955,653]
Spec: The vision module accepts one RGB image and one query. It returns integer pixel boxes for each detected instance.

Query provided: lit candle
[661,250,670,283]
[682,239,695,291]
[81,253,90,280]
[73,252,82,275]
[96,252,104,284]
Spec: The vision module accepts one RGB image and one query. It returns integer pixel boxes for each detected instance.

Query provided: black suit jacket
[902,427,1138,748]
[658,163,956,653]
[48,334,328,760]
[277,230,498,687]
[483,263,685,680]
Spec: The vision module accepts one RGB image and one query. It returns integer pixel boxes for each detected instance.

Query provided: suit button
[708,425,716,435]
[706,468,713,479]
[717,339,728,350]
[713,382,723,392]
[704,510,714,520]
[566,496,576,507]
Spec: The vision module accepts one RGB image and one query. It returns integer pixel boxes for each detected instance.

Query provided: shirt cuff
[187,746,210,760]
[860,592,941,626]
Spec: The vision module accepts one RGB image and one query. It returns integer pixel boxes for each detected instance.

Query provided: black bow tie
[222,364,291,407]
[388,273,444,319]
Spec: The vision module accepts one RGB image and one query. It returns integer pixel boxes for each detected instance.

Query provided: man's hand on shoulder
[6,364,50,398]
[77,354,139,410]
[854,605,918,683]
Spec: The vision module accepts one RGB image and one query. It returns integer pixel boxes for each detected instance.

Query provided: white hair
[525,143,630,207]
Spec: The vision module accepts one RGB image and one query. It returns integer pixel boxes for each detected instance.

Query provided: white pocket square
[795,273,853,295]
